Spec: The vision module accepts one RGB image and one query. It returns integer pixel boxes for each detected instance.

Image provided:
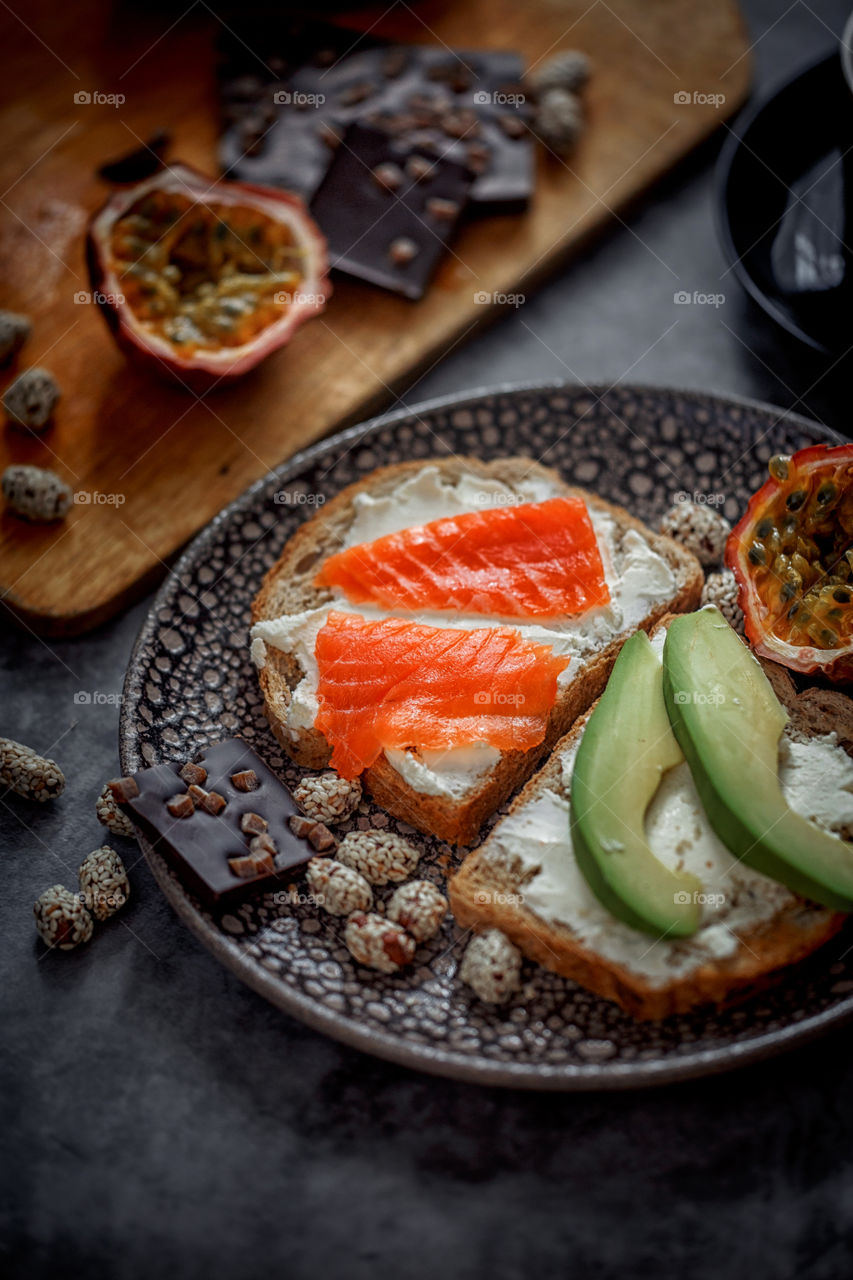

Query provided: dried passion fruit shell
[726,442,853,682]
[87,163,330,388]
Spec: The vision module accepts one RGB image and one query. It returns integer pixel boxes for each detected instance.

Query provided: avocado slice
[570,631,703,937]
[662,607,853,912]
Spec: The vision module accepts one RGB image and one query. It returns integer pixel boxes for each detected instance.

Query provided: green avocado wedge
[570,630,703,938]
[662,607,853,913]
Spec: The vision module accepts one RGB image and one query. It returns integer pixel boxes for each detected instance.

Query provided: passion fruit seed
[834,588,851,603]
[756,517,774,538]
[786,489,806,512]
[748,543,765,565]
[817,482,837,505]
[768,454,790,482]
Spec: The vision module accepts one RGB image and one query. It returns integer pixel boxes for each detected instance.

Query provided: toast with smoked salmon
[250,456,703,845]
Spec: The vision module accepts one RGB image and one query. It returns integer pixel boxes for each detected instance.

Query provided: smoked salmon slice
[315,496,610,619]
[314,611,570,778]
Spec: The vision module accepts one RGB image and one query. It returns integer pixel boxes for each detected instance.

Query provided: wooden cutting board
[0,0,750,635]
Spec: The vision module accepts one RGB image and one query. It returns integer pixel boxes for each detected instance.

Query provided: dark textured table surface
[4,2,853,1276]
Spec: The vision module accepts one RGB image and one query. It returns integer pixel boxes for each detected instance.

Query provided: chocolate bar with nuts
[109,739,312,909]
[217,22,533,210]
[311,123,474,299]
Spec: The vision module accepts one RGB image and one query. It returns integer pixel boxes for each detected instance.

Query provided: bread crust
[449,621,849,1020]
[251,456,703,845]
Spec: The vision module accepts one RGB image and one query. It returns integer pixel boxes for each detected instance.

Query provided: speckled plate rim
[120,380,851,1091]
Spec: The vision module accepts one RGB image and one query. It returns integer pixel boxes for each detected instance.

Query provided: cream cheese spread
[250,465,678,797]
[489,731,853,982]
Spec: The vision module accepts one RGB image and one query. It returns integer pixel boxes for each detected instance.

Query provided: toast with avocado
[450,612,853,1019]
[250,456,703,846]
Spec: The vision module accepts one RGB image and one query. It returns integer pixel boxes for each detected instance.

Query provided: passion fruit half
[726,443,853,682]
[88,163,330,388]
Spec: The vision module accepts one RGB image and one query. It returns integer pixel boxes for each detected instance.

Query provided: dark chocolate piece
[114,739,310,910]
[311,123,473,300]
[216,24,532,210]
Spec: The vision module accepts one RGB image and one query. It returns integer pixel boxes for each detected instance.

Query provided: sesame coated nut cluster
[33,885,94,951]
[0,738,65,801]
[386,879,448,942]
[78,846,131,921]
[344,912,417,974]
[459,929,523,1004]
[294,772,363,825]
[701,569,745,634]
[659,500,731,567]
[305,857,373,916]
[96,782,136,837]
[337,829,420,885]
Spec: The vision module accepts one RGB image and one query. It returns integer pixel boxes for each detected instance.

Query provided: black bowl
[717,51,853,356]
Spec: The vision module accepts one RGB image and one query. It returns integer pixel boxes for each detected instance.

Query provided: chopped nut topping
[389,237,419,266]
[307,822,336,852]
[372,162,404,192]
[179,762,207,787]
[108,776,139,803]
[230,769,259,792]
[240,811,268,836]
[426,197,459,220]
[199,790,226,815]
[289,815,316,839]
[166,793,195,819]
[249,832,277,858]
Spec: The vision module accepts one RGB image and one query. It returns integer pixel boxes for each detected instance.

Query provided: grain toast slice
[449,623,852,1020]
[251,456,703,846]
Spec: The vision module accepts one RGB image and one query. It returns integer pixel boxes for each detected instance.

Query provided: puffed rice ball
[459,929,522,1004]
[305,856,372,916]
[0,737,65,801]
[344,912,416,973]
[337,830,420,885]
[293,771,362,825]
[2,465,72,523]
[34,885,93,950]
[701,569,745,635]
[659,499,730,566]
[0,310,31,364]
[3,366,59,431]
[386,880,448,942]
[78,846,130,921]
[96,782,135,837]
[528,49,591,95]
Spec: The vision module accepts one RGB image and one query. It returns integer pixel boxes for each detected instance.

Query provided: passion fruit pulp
[726,443,853,682]
[88,164,330,387]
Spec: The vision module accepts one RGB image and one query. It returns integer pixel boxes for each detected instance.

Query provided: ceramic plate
[120,382,853,1089]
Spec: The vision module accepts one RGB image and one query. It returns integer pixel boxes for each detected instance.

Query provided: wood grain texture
[0,0,750,634]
